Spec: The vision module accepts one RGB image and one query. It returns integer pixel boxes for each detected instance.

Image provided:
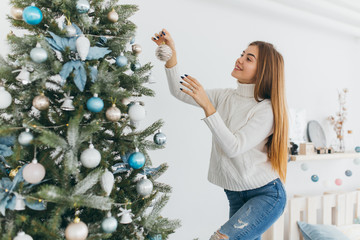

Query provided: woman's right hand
[151,28,176,52]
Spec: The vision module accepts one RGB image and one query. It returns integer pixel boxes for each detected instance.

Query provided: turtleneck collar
[236,81,255,98]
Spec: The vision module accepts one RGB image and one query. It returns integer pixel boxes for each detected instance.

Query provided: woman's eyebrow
[242,51,257,59]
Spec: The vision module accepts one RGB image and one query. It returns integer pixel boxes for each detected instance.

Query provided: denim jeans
[214,178,286,240]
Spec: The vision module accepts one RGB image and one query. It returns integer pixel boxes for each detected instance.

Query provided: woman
[152,29,288,240]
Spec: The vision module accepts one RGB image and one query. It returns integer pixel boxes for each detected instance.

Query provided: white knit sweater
[165,64,280,191]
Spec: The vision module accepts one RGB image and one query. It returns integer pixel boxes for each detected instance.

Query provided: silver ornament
[65,218,88,240]
[33,93,50,111]
[30,43,48,63]
[23,159,46,184]
[76,34,90,61]
[14,232,33,240]
[10,7,23,20]
[14,193,26,211]
[136,177,153,197]
[0,86,12,109]
[12,67,31,85]
[106,104,121,122]
[60,92,75,111]
[107,9,119,23]
[18,128,33,146]
[101,214,118,233]
[154,131,167,145]
[101,169,114,196]
[80,144,101,168]
[132,44,142,55]
[65,24,77,37]
[128,102,146,122]
[155,44,173,62]
[76,0,90,14]
[118,208,134,224]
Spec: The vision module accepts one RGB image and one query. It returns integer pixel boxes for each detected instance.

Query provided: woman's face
[231,45,258,84]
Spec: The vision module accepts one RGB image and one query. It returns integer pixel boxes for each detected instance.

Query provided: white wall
[1,0,360,239]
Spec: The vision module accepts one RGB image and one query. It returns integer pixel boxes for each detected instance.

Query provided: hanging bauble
[345,170,352,177]
[14,231,33,240]
[115,54,128,67]
[335,178,343,186]
[136,177,153,197]
[128,149,146,169]
[18,128,33,146]
[80,144,101,168]
[76,34,90,61]
[14,193,26,211]
[101,213,118,233]
[311,175,319,182]
[121,98,131,106]
[354,158,360,165]
[355,146,360,153]
[22,5,43,25]
[33,93,50,111]
[147,234,162,240]
[153,131,167,145]
[130,37,135,45]
[0,86,12,109]
[107,9,119,23]
[118,208,134,224]
[87,94,104,113]
[106,104,121,122]
[30,43,48,63]
[300,163,309,171]
[65,24,77,38]
[10,7,23,20]
[100,169,114,196]
[60,93,75,111]
[155,44,173,62]
[128,102,146,122]
[65,217,88,240]
[23,159,46,184]
[13,68,31,85]
[76,0,90,14]
[130,61,141,71]
[132,44,142,55]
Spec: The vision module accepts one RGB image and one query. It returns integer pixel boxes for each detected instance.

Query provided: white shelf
[290,152,360,161]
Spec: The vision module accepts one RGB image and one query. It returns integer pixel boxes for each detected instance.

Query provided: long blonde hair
[249,41,289,183]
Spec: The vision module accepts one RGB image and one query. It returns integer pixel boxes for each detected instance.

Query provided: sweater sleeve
[202,101,274,158]
[164,64,223,108]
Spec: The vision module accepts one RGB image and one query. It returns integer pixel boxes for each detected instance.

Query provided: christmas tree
[0,0,180,239]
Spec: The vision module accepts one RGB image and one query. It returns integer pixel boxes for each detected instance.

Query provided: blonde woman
[152,29,288,240]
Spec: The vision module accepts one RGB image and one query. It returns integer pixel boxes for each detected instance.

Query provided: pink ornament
[23,159,46,184]
[335,178,343,186]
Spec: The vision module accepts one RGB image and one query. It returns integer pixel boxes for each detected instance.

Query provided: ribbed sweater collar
[236,81,255,98]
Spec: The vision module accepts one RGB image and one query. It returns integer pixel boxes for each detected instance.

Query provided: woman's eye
[240,54,244,57]
[247,58,251,61]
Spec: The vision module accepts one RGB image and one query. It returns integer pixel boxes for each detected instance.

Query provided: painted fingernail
[180,88,183,91]
[156,37,159,39]
[162,31,166,35]
[184,74,188,77]
[180,76,184,79]
[180,81,183,84]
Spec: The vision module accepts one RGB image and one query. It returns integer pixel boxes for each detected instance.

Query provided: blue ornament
[87,94,104,113]
[30,43,48,63]
[154,132,166,145]
[128,151,145,169]
[354,158,360,165]
[101,216,118,233]
[147,234,162,240]
[345,170,352,177]
[76,0,90,13]
[116,55,128,67]
[130,37,135,44]
[355,146,360,153]
[311,175,319,182]
[130,62,141,71]
[23,6,43,25]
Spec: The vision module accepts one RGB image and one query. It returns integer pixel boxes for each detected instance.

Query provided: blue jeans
[214,178,286,240]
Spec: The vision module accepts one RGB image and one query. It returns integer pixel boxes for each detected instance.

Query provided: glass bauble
[23,6,43,25]
[86,94,104,113]
[23,159,46,184]
[0,87,12,109]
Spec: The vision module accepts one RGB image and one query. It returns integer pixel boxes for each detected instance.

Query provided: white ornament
[76,34,90,61]
[101,169,115,196]
[128,102,146,122]
[65,218,88,240]
[18,129,34,146]
[60,92,75,111]
[136,177,153,197]
[14,193,26,210]
[0,86,12,109]
[80,144,101,168]
[14,231,33,240]
[107,9,119,23]
[65,24,77,37]
[155,44,173,62]
[118,208,134,224]
[23,159,46,184]
[106,104,121,122]
[12,67,31,85]
[32,93,50,111]
[30,43,48,63]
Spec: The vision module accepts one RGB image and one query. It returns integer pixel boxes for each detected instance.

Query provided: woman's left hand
[180,74,216,117]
